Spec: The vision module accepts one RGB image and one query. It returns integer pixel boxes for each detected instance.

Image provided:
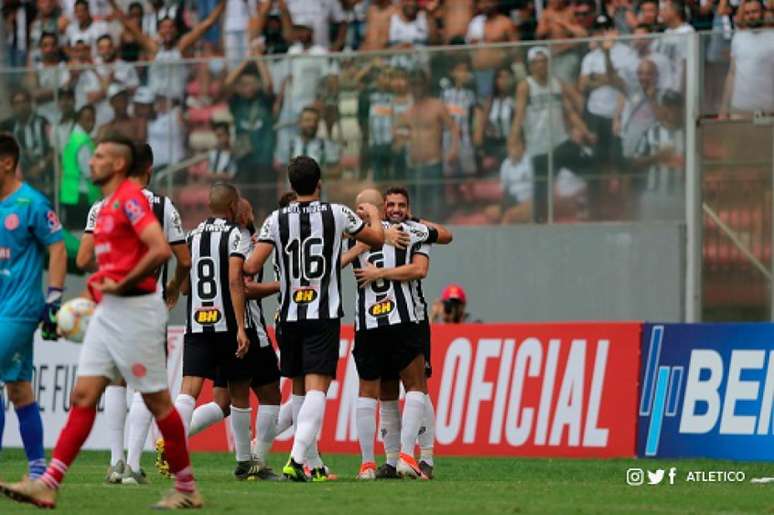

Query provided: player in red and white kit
[0,135,202,510]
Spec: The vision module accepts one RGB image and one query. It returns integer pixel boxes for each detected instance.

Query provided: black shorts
[418,319,432,378]
[353,323,424,381]
[213,337,281,389]
[276,319,341,379]
[183,330,259,383]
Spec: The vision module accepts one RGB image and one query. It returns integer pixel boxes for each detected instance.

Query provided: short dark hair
[128,2,144,13]
[278,191,298,208]
[77,104,95,119]
[98,132,136,172]
[211,121,230,133]
[238,63,260,80]
[666,0,687,19]
[96,34,113,45]
[40,31,58,45]
[288,156,320,196]
[58,88,75,99]
[384,185,410,205]
[130,142,153,176]
[0,133,21,168]
[74,0,89,9]
[301,105,320,118]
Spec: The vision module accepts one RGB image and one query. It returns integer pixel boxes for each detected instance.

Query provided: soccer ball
[56,298,96,343]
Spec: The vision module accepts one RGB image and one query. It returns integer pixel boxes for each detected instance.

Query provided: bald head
[356,188,384,208]
[209,182,239,219]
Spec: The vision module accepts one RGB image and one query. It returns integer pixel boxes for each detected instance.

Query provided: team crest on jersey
[124,199,145,224]
[4,213,19,231]
[46,210,62,232]
[293,288,318,304]
[195,307,222,325]
[0,247,10,260]
[369,299,395,318]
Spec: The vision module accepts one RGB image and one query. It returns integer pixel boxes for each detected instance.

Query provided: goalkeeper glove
[40,287,63,341]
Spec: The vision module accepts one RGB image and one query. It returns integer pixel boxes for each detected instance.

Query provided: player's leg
[397,354,428,479]
[223,331,259,480]
[352,328,384,479]
[1,320,45,480]
[189,384,231,437]
[377,379,402,478]
[416,320,435,478]
[123,390,153,484]
[104,378,128,483]
[250,343,281,475]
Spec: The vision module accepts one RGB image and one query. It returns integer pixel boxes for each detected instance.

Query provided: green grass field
[0,449,772,514]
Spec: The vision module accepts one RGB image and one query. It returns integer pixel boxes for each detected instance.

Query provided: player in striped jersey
[173,183,260,480]
[244,156,384,481]
[181,197,282,480]
[375,186,453,480]
[340,188,440,480]
[75,143,191,485]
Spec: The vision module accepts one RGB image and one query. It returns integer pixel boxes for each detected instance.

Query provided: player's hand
[235,328,250,359]
[40,287,63,341]
[385,225,410,249]
[95,277,123,295]
[354,264,382,288]
[164,281,180,310]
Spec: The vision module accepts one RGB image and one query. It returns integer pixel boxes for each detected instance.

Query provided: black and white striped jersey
[258,200,365,322]
[350,220,435,331]
[85,188,186,297]
[241,227,270,348]
[186,217,245,334]
[409,243,432,322]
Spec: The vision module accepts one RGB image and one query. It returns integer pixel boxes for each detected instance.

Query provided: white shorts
[78,293,169,393]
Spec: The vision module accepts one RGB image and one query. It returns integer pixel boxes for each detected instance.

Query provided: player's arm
[244,279,280,300]
[98,221,172,294]
[355,253,428,287]
[351,204,385,248]
[341,241,369,268]
[165,242,192,309]
[244,242,272,276]
[416,218,453,244]
[76,233,97,271]
[179,0,226,54]
[229,254,250,358]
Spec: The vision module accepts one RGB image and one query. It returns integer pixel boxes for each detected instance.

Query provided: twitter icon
[647,469,665,485]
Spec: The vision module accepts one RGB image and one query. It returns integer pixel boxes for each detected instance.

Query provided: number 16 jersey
[258,201,364,322]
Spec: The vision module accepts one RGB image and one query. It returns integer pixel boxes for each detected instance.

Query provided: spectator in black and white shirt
[288,106,341,176]
[208,122,237,180]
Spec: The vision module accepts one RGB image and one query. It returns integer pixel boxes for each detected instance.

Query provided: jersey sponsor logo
[195,307,222,325]
[369,299,395,318]
[124,198,146,225]
[293,287,318,304]
[46,210,62,233]
[4,213,19,231]
[0,247,10,260]
[94,242,111,256]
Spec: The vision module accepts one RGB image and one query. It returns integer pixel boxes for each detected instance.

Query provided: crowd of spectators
[0,0,772,228]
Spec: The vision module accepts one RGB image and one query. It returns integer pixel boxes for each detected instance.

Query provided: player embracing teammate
[343,187,452,480]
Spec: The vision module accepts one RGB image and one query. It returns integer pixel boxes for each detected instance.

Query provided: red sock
[39,406,97,490]
[156,408,196,493]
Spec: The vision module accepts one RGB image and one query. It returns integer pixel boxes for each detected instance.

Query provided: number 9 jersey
[258,200,364,322]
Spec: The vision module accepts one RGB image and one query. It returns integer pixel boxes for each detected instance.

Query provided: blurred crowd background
[0,0,772,232]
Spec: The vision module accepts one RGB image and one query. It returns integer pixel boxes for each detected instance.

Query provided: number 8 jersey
[258,200,364,322]
[350,220,435,331]
[186,217,245,333]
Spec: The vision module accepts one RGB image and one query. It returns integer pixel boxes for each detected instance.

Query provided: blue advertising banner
[638,324,774,460]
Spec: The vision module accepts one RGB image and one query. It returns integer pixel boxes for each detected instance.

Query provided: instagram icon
[627,468,645,486]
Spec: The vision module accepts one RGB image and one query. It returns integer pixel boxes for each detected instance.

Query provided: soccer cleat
[397,453,429,480]
[122,465,148,485]
[254,467,281,481]
[155,438,172,479]
[310,467,331,482]
[151,488,203,510]
[106,460,126,484]
[0,478,57,509]
[234,460,265,481]
[419,460,434,480]
[357,462,376,480]
[374,463,400,479]
[282,458,307,482]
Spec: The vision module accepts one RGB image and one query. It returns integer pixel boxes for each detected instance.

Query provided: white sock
[189,402,226,437]
[174,394,196,436]
[356,397,377,464]
[418,394,435,466]
[230,406,253,462]
[400,392,426,456]
[380,400,401,467]
[275,401,293,435]
[105,385,127,466]
[254,404,280,465]
[290,391,325,464]
[290,394,304,428]
[304,397,326,469]
[126,392,153,471]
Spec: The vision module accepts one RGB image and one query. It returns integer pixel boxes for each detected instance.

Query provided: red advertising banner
[189,323,641,458]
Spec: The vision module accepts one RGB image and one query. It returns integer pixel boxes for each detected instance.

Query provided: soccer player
[341,188,440,480]
[244,156,384,482]
[0,134,201,509]
[183,197,282,479]
[76,143,191,485]
[173,183,261,479]
[375,186,453,480]
[0,133,66,482]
